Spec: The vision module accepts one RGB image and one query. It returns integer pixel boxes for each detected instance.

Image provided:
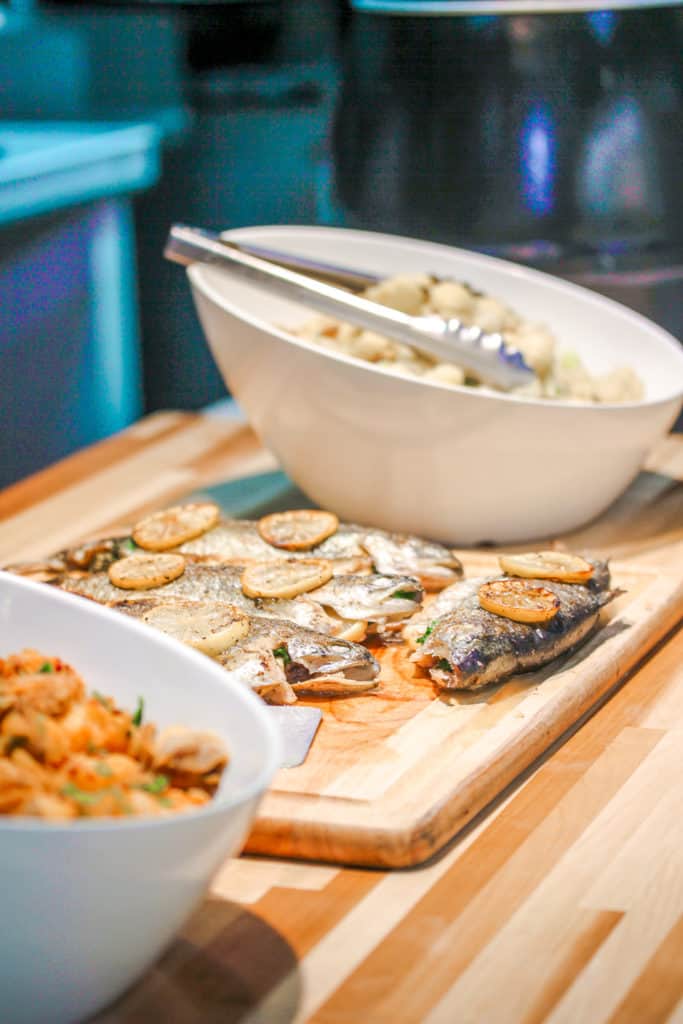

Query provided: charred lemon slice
[499,551,594,584]
[132,502,220,552]
[241,558,334,599]
[258,510,339,551]
[108,553,186,590]
[478,578,560,624]
[139,600,249,656]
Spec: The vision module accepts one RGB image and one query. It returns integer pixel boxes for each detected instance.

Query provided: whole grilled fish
[13,518,462,591]
[410,562,617,691]
[52,562,423,637]
[114,598,379,703]
[217,618,380,699]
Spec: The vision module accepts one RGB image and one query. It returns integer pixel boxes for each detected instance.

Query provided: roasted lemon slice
[241,558,334,599]
[132,502,220,552]
[139,601,249,656]
[499,551,594,584]
[258,510,339,551]
[478,578,560,624]
[108,553,186,590]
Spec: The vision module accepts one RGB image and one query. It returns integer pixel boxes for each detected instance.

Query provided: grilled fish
[13,518,462,591]
[114,598,380,703]
[51,562,423,638]
[217,618,380,698]
[410,562,617,691]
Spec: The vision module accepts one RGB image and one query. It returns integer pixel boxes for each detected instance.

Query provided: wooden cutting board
[246,552,682,867]
[1,412,681,869]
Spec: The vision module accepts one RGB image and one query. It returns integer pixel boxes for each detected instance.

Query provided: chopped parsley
[121,538,139,554]
[39,662,53,673]
[132,696,144,727]
[61,782,101,807]
[273,646,291,665]
[436,658,452,673]
[392,590,420,601]
[140,774,169,795]
[416,622,436,645]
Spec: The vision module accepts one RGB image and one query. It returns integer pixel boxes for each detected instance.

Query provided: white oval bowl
[188,226,683,544]
[0,570,281,1024]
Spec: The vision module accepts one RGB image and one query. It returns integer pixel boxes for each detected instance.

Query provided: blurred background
[1,0,682,487]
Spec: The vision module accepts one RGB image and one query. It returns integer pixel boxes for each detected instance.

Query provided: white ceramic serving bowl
[188,226,683,545]
[0,571,281,1024]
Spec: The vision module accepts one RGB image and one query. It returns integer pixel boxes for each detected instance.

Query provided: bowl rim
[189,223,683,412]
[0,570,282,835]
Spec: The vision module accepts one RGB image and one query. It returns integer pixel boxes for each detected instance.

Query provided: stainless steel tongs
[165,224,535,390]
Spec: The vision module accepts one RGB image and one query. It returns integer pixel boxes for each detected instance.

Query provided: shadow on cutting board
[188,470,318,520]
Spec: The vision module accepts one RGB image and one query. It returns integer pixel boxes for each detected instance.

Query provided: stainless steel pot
[329,0,683,342]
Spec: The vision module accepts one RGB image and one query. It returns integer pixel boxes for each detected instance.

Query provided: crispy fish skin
[413,562,617,691]
[114,598,297,705]
[54,562,336,633]
[53,562,425,636]
[180,519,462,589]
[24,517,462,591]
[310,573,423,632]
[216,617,380,699]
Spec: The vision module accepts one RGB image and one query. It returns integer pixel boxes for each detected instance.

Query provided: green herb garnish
[436,658,452,673]
[121,538,138,554]
[39,662,53,673]
[273,646,291,665]
[61,782,101,807]
[392,590,420,601]
[92,690,111,708]
[416,622,436,645]
[131,696,144,727]
[140,774,169,795]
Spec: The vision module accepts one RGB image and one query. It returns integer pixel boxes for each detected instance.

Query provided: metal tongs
[165,224,535,390]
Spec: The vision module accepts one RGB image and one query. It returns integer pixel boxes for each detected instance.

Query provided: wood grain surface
[2,411,683,1022]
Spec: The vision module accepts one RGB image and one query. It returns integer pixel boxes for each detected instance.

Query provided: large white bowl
[0,571,281,1024]
[189,226,683,544]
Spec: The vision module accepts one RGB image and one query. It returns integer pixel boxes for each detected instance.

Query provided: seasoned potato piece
[423,363,465,387]
[154,726,227,777]
[365,274,428,315]
[428,281,475,319]
[593,366,644,403]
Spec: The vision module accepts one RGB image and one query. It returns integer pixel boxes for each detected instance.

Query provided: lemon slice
[258,510,339,551]
[132,503,220,552]
[108,553,186,590]
[499,551,594,584]
[241,558,334,599]
[139,601,249,656]
[478,579,560,624]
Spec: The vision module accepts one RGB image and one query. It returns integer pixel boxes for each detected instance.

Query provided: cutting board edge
[244,578,683,868]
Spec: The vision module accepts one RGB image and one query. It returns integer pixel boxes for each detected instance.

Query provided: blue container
[0,122,161,487]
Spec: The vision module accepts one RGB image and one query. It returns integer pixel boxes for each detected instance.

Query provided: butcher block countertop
[1,410,682,1024]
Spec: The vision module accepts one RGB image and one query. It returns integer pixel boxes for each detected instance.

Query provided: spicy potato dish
[0,649,228,820]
